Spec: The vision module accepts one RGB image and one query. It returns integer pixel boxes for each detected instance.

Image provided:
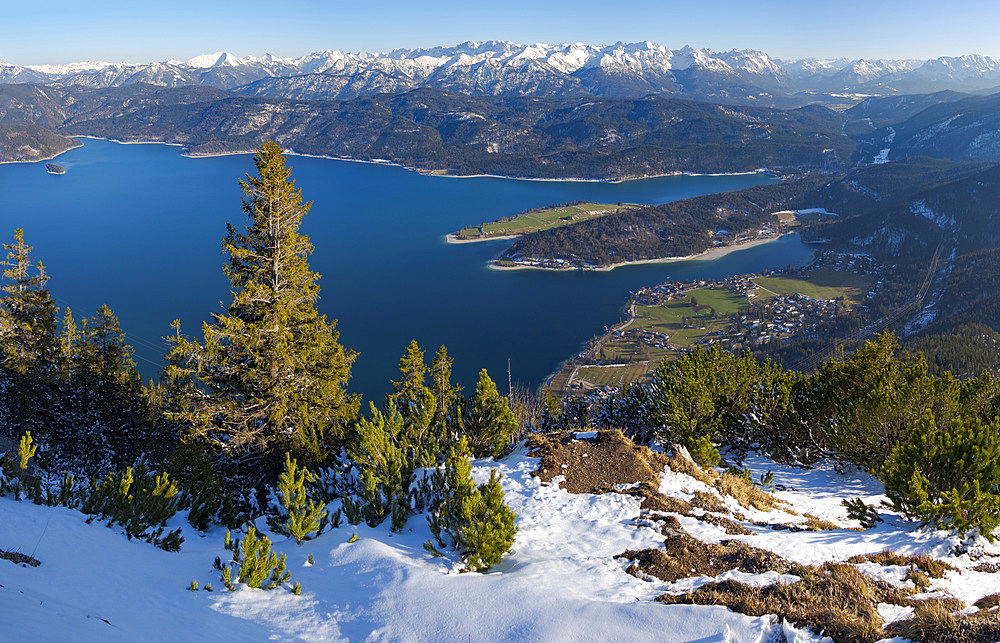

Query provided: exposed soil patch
[624,481,692,514]
[617,534,795,583]
[0,549,40,567]
[528,431,783,515]
[699,514,755,536]
[527,431,669,494]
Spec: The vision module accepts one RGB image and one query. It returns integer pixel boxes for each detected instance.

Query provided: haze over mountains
[4,41,1000,106]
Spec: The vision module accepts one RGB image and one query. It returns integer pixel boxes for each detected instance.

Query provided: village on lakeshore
[548,256,875,403]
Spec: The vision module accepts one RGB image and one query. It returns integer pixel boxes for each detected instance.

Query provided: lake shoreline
[444,233,520,244]
[16,135,777,184]
[489,234,794,272]
[0,140,84,165]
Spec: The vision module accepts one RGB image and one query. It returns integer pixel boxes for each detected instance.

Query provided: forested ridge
[501,157,997,268]
[0,84,852,177]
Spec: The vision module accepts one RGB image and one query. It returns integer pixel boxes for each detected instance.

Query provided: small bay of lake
[1,138,812,403]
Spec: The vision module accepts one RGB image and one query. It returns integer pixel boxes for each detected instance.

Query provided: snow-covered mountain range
[4,42,1000,104]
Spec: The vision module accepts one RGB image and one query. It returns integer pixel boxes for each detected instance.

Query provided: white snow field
[2,441,999,642]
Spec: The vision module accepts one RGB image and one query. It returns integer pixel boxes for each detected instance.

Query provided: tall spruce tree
[0,229,60,440]
[0,229,59,376]
[165,141,358,495]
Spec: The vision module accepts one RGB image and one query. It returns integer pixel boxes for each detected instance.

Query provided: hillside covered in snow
[4,431,1000,642]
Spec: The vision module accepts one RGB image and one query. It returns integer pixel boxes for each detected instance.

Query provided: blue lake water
[1,138,813,404]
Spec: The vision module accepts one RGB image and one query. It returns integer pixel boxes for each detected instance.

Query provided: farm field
[575,362,652,389]
[752,269,869,305]
[454,202,636,239]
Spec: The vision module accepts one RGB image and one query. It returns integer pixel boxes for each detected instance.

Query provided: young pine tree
[387,340,439,459]
[165,141,359,495]
[464,369,518,459]
[269,453,328,544]
[430,345,462,432]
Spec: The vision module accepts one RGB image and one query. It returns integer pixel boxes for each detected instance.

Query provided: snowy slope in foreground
[3,443,998,641]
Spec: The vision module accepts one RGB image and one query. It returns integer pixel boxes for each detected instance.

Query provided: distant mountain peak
[5,42,1000,105]
[185,51,241,68]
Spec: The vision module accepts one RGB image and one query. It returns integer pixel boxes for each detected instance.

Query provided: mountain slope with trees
[0,84,853,177]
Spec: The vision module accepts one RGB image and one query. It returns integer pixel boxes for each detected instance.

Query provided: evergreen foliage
[464,369,518,459]
[0,229,59,442]
[0,230,162,478]
[79,464,184,551]
[347,401,416,530]
[686,435,721,469]
[882,410,1000,539]
[46,305,162,476]
[425,438,516,572]
[267,453,328,544]
[802,332,942,471]
[385,340,445,466]
[223,526,292,590]
[430,345,463,433]
[18,430,36,471]
[0,432,42,501]
[457,469,518,572]
[164,140,358,499]
[626,346,803,462]
[842,498,883,529]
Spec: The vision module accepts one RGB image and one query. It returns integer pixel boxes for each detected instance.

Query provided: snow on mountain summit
[185,51,243,68]
[5,42,1000,101]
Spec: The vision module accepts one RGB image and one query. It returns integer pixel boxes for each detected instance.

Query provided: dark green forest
[0,84,853,177]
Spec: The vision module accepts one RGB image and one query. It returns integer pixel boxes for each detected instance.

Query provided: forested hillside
[501,157,995,268]
[0,123,79,162]
[0,84,853,177]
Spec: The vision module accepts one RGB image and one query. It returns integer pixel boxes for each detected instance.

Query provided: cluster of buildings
[736,293,847,345]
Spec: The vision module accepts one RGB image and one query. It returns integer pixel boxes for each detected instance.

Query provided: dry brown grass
[618,534,796,583]
[886,600,958,641]
[643,534,974,643]
[802,513,842,531]
[975,594,1000,610]
[906,568,931,591]
[717,472,785,511]
[664,450,718,486]
[690,490,729,514]
[846,551,956,579]
[972,562,1000,574]
[657,563,897,643]
[886,603,1000,643]
[527,430,669,494]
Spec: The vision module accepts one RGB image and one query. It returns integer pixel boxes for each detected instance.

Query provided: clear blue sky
[4,0,1000,65]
